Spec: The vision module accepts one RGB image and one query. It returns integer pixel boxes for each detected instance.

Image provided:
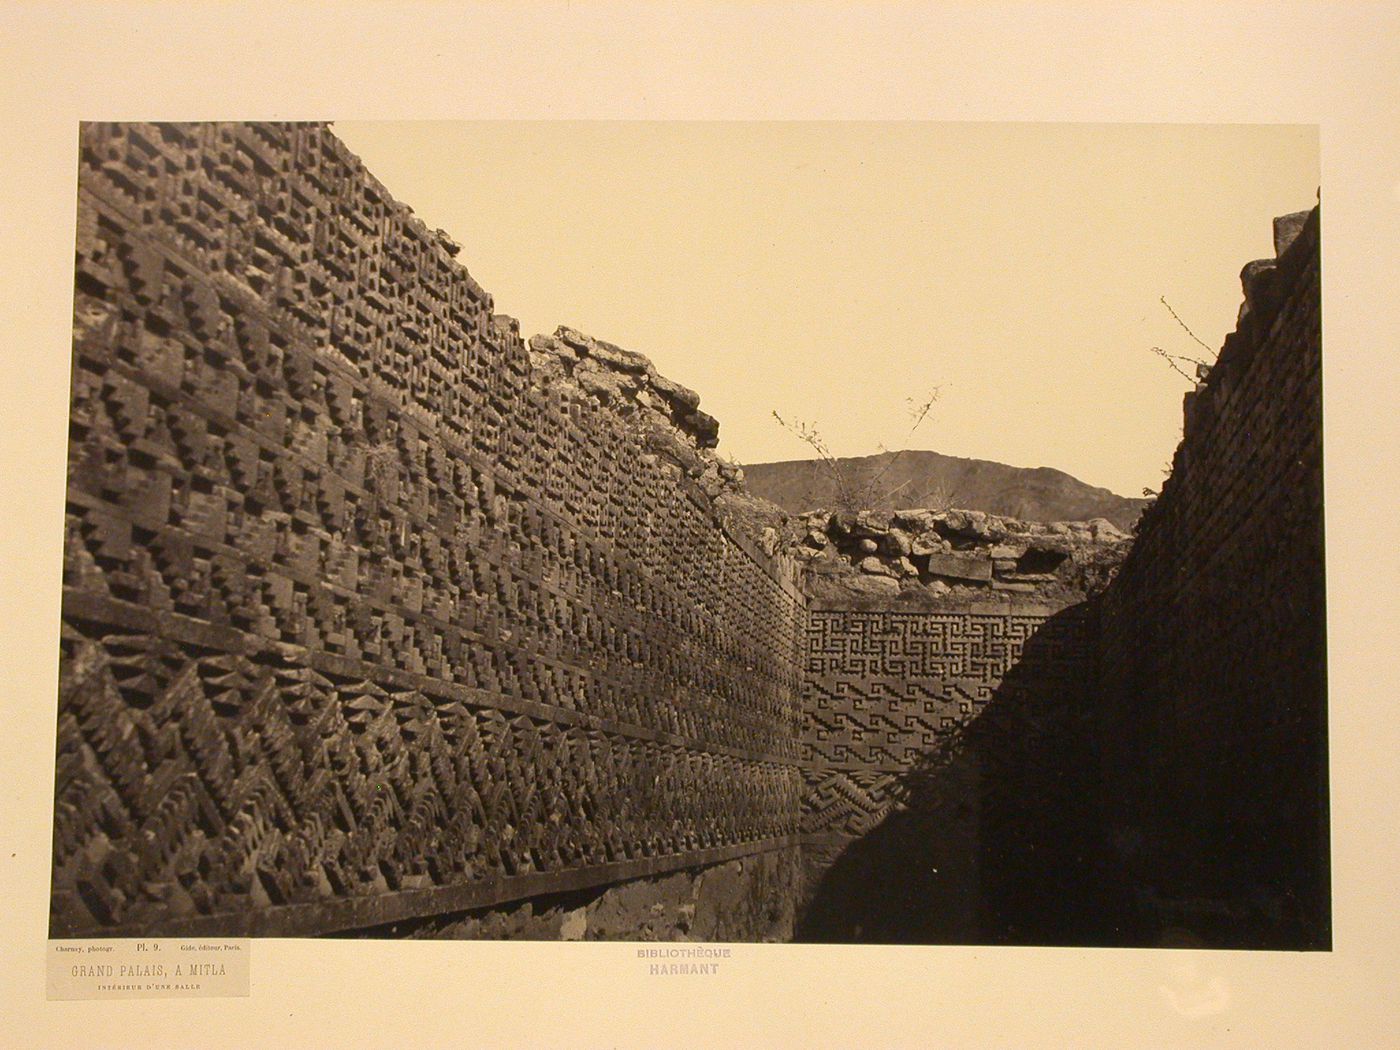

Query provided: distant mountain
[741,450,1149,531]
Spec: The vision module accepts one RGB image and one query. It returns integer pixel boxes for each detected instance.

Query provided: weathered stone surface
[433,228,462,257]
[784,496,1130,605]
[855,509,892,534]
[842,574,901,597]
[590,337,652,373]
[1088,517,1126,541]
[937,509,990,538]
[529,326,729,456]
[924,551,993,581]
[991,580,1036,593]
[557,325,593,352]
[989,543,1027,560]
[646,425,705,475]
[576,364,629,403]
[893,508,939,531]
[759,527,780,557]
[883,528,913,557]
[1273,209,1311,258]
[698,466,726,497]
[859,555,896,576]
[829,511,857,537]
[684,408,721,448]
[910,534,948,556]
[650,371,703,413]
[559,908,588,941]
[411,848,801,942]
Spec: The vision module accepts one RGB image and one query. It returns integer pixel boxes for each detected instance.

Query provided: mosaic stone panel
[799,605,1093,838]
[52,122,806,936]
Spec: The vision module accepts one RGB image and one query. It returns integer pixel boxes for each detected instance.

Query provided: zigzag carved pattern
[800,770,904,838]
[54,123,808,936]
[52,622,803,933]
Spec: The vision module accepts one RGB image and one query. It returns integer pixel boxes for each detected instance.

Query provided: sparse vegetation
[1147,296,1215,383]
[362,438,400,489]
[772,387,953,513]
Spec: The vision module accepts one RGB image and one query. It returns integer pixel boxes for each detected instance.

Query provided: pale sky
[334,121,1318,498]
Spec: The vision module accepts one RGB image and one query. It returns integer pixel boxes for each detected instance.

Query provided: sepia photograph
[51,119,1324,949]
[4,3,1396,1046]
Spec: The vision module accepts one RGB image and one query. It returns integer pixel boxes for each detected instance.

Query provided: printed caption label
[48,938,250,999]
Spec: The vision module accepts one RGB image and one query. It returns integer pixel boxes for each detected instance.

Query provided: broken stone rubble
[524,324,1132,607]
[786,505,1132,604]
[528,326,734,492]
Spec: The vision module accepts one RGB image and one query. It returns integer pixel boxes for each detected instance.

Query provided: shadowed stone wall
[793,594,1110,944]
[1096,206,1327,949]
[788,208,1325,948]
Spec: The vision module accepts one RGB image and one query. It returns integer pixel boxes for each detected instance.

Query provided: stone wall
[793,594,1109,943]
[788,207,1326,948]
[342,844,802,942]
[782,505,1125,938]
[1096,206,1327,948]
[53,122,806,938]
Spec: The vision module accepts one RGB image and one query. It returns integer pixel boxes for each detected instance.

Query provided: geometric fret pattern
[52,122,806,936]
[800,608,1092,837]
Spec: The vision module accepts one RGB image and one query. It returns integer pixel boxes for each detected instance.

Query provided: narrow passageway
[48,122,1326,950]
